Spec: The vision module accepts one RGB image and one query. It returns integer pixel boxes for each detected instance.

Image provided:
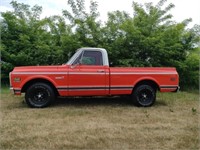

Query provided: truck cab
[66,48,110,96]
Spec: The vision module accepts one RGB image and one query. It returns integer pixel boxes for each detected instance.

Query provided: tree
[182,48,199,89]
[1,1,67,82]
[1,0,199,89]
[1,1,70,74]
[1,1,47,66]
[62,0,103,49]
[102,0,199,88]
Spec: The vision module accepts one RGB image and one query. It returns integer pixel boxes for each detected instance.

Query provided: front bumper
[10,87,14,94]
[10,87,21,95]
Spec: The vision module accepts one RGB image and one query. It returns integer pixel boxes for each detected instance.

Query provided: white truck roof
[67,47,109,66]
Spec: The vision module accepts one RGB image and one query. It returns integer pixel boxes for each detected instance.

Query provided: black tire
[132,84,156,107]
[25,82,55,108]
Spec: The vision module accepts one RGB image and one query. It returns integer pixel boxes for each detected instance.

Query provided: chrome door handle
[97,70,105,73]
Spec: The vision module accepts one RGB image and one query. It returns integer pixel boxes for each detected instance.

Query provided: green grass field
[0,87,199,149]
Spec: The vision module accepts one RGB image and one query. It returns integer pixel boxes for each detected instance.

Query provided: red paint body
[10,65,179,96]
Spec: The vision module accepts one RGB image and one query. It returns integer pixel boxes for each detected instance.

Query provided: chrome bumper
[10,87,14,94]
[10,87,21,95]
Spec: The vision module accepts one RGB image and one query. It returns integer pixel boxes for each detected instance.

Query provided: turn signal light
[14,77,21,82]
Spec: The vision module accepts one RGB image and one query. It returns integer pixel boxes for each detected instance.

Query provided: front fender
[20,75,58,89]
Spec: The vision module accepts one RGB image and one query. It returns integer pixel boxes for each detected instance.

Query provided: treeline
[1,0,199,89]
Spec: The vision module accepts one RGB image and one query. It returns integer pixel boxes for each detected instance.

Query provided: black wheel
[132,84,156,107]
[25,82,55,108]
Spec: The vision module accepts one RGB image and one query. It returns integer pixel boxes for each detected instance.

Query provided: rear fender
[133,77,160,90]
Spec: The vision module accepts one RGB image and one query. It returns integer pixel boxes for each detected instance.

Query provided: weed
[192,107,197,115]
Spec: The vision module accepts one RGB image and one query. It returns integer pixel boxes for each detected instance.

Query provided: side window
[81,51,103,66]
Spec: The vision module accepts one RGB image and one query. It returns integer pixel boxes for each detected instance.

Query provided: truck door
[68,50,109,96]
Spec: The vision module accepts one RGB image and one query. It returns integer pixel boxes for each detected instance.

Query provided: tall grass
[0,89,199,149]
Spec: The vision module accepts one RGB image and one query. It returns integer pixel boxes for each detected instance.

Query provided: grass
[0,87,199,150]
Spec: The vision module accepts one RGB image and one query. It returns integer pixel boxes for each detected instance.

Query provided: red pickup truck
[9,48,179,108]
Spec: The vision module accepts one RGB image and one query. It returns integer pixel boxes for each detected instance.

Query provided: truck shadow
[52,96,167,107]
[54,96,131,107]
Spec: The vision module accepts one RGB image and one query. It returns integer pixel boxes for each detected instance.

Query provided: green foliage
[1,0,199,89]
[63,0,102,48]
[192,107,197,115]
[180,48,199,89]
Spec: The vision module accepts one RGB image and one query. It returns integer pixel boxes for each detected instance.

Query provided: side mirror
[109,62,114,67]
[70,61,80,68]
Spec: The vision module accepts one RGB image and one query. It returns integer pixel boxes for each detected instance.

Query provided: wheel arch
[21,78,59,96]
[133,78,160,92]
